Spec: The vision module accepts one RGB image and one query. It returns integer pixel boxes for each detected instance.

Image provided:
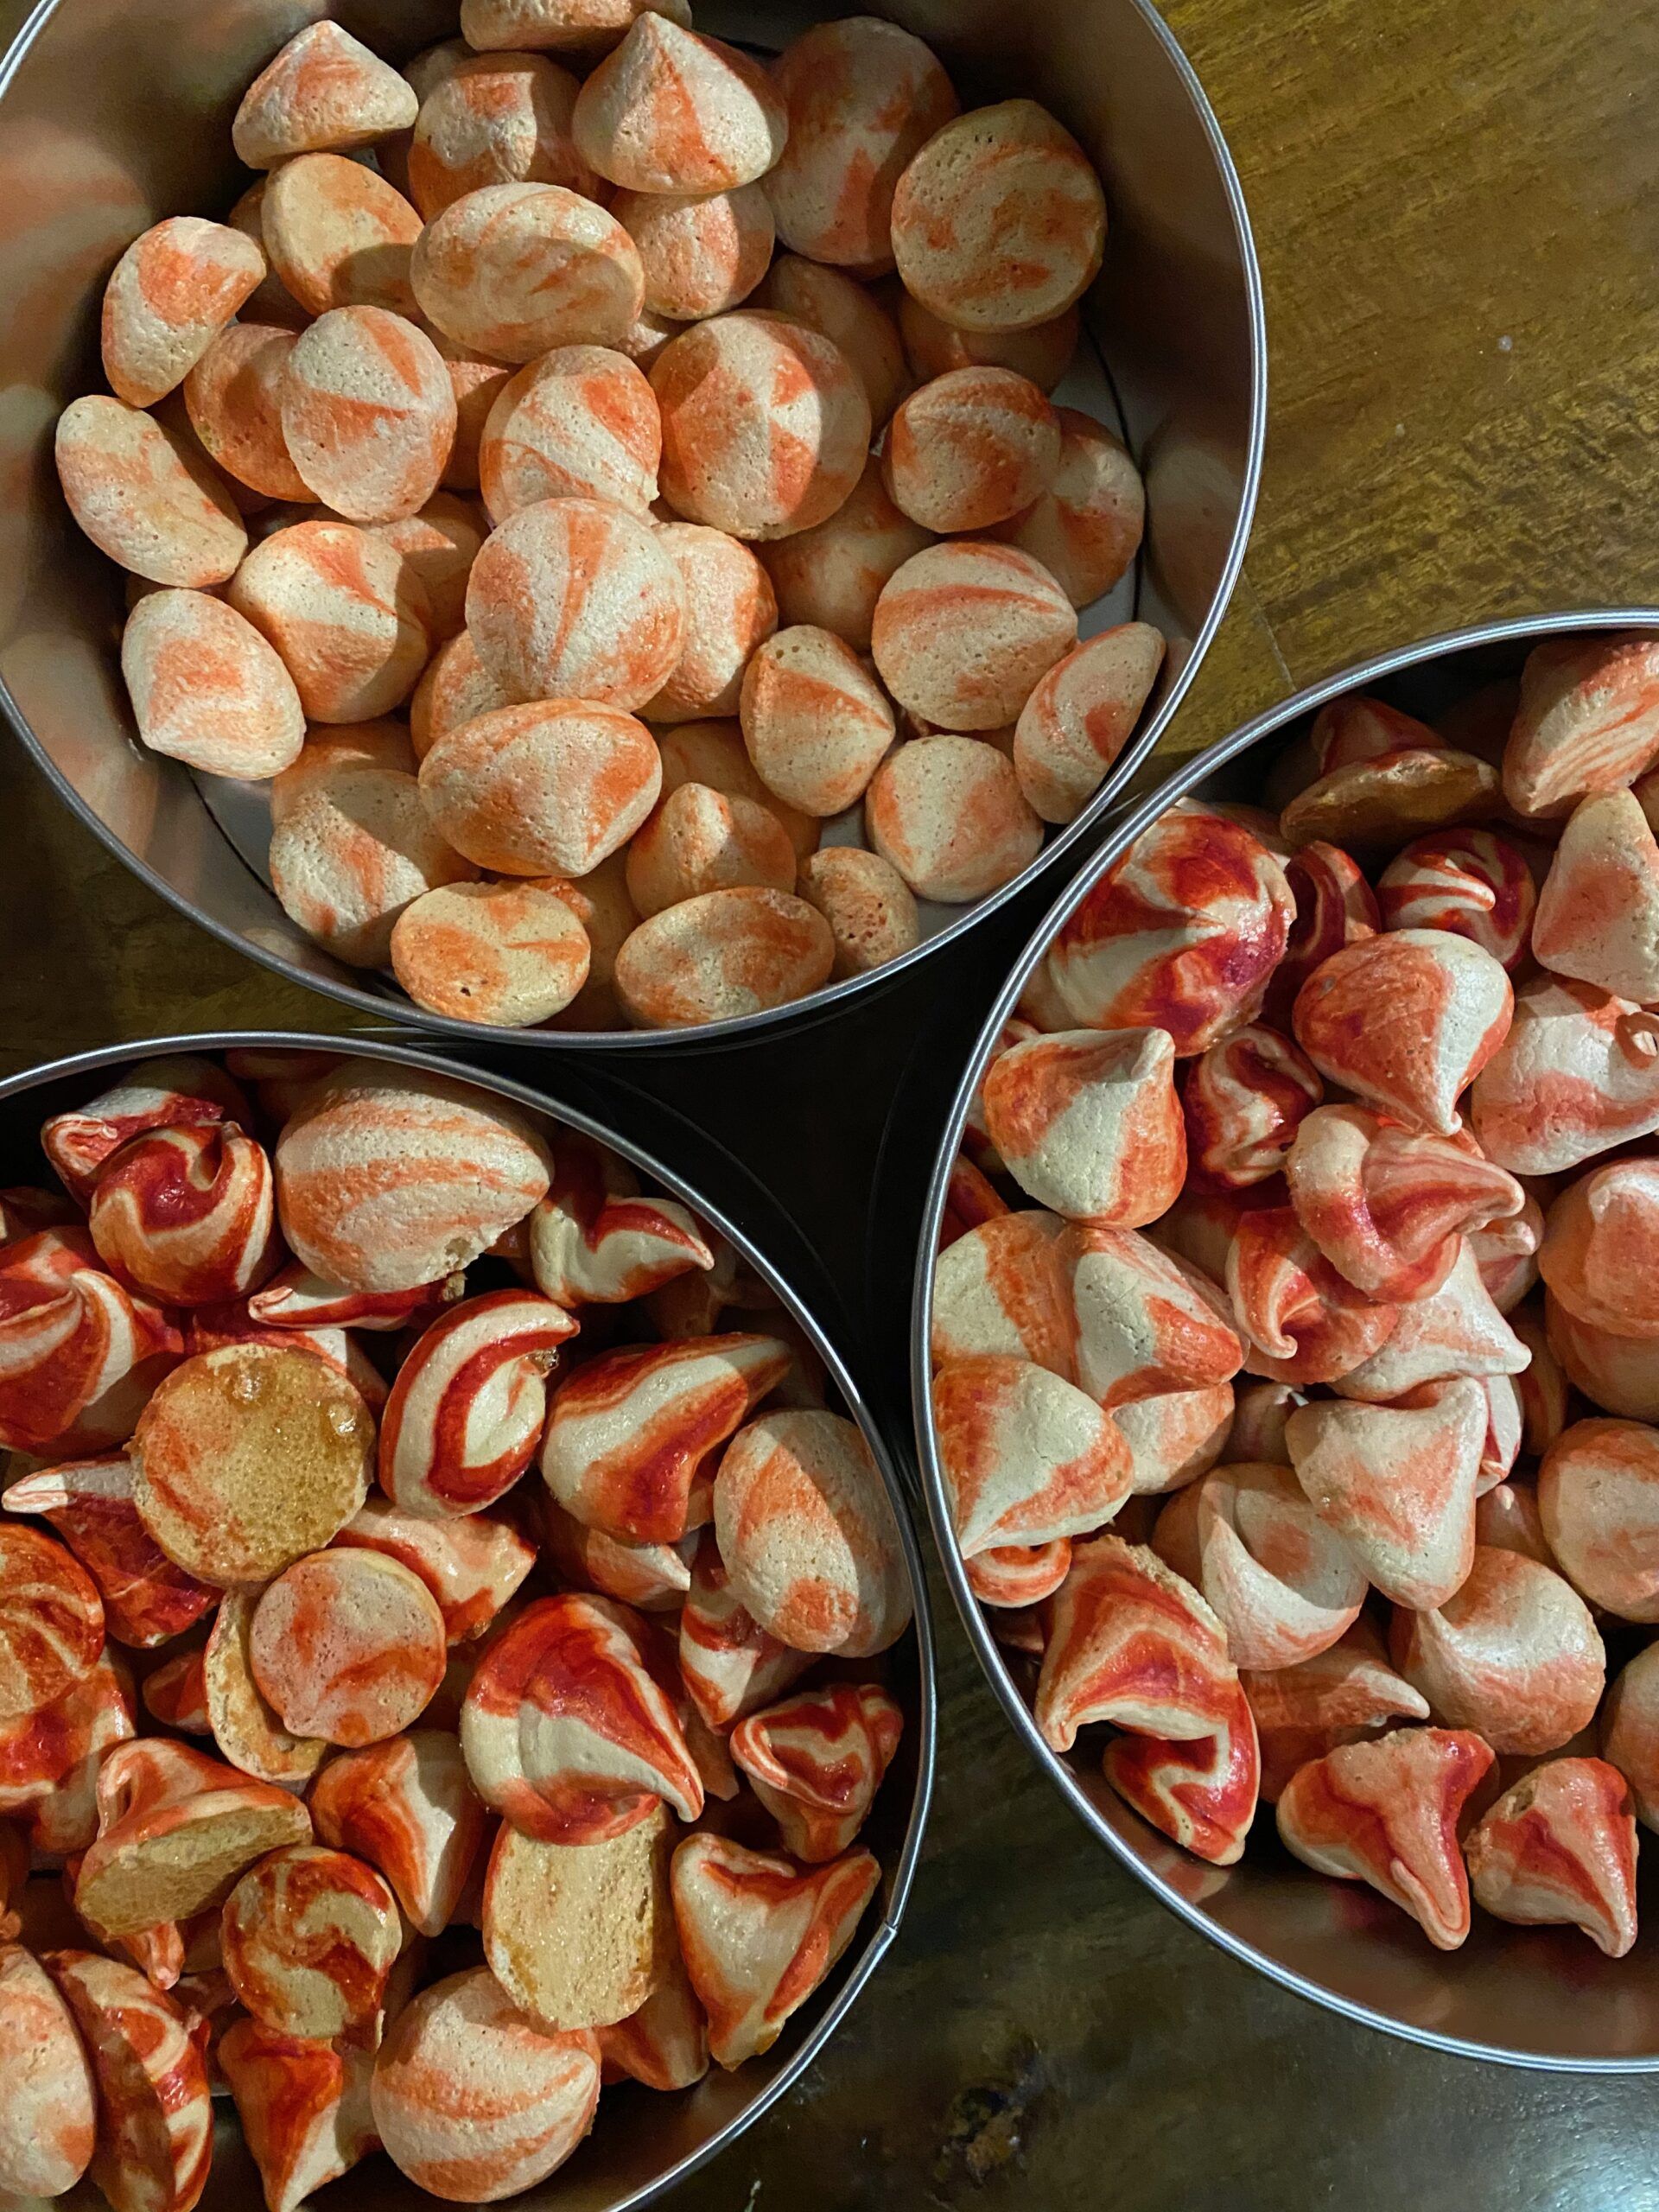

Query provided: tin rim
[0,0,1267,1052]
[0,1027,938,2197]
[909,606,1659,2072]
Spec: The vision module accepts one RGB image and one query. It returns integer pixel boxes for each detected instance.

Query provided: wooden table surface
[8,1,1659,2204]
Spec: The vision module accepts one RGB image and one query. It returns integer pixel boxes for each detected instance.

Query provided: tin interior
[910,611,1659,2070]
[0,0,1264,1050]
[0,1032,935,2209]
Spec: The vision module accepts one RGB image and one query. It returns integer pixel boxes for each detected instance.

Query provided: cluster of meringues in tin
[0,1046,914,2210]
[54,0,1161,1033]
[932,629,1659,1958]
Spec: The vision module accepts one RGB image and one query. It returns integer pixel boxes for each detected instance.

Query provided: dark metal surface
[0,0,1264,1051]
[0,1029,936,2212]
[907,607,1659,2070]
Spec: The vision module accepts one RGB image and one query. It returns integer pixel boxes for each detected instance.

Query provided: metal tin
[0,1029,935,2205]
[909,609,1659,2070]
[0,0,1265,1052]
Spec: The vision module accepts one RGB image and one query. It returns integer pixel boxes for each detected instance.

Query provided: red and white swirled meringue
[1181,1025,1322,1193]
[729,1681,904,1861]
[1311,694,1443,773]
[1114,1384,1236,1497]
[1285,1379,1484,1608]
[3,1452,215,1648]
[1469,973,1659,1174]
[143,1649,209,1733]
[219,2020,379,2212]
[0,1229,182,1454]
[1546,1295,1659,1422]
[670,1832,880,2069]
[248,1260,463,1331]
[371,1966,601,2202]
[1241,1621,1430,1802]
[41,1055,249,1204]
[46,1948,214,2212]
[1389,1547,1605,1755]
[250,1550,448,1745]
[1285,1104,1525,1302]
[931,1354,1131,1554]
[524,1135,714,1306]
[1102,1674,1260,1866]
[461,1592,702,1843]
[1067,1226,1243,1410]
[1465,1757,1638,1955]
[1531,787,1659,1002]
[1044,806,1294,1052]
[540,1332,791,1546]
[274,1066,551,1295]
[712,1410,912,1658]
[88,1123,281,1307]
[930,1211,1074,1376]
[1538,1417,1659,1619]
[1501,632,1659,821]
[1224,1207,1401,1386]
[1033,1535,1238,1753]
[1227,1380,1301,1465]
[222,1843,402,2038]
[1275,1726,1496,1948]
[0,1650,135,1854]
[1152,1459,1366,1670]
[677,1530,810,1729]
[73,1737,311,1938]
[1601,1641,1659,1829]
[596,1957,709,2092]
[541,1498,695,1612]
[979,1028,1185,1226]
[965,1537,1071,1607]
[1376,828,1538,969]
[335,1496,536,1643]
[0,1942,98,2197]
[378,1290,577,1516]
[1539,1160,1659,1338]
[310,1729,487,1938]
[1470,1189,1544,1313]
[0,1520,105,1719]
[1262,840,1379,1029]
[1293,929,1514,1136]
[1331,1242,1528,1402]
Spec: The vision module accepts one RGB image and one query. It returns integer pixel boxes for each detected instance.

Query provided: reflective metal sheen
[0,0,1264,1050]
[911,609,1659,2070]
[0,1029,936,2207]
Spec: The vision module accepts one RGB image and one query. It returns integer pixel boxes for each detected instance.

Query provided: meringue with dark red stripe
[89,1122,280,1307]
[539,1331,789,1546]
[461,1591,702,1844]
[729,1680,902,1862]
[378,1288,576,1517]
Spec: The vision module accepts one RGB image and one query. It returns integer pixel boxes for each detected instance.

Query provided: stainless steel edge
[909,605,1659,2074]
[0,1027,937,2204]
[0,0,1266,1054]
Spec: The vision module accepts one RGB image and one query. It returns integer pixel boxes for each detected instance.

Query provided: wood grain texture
[6,1,1659,2204]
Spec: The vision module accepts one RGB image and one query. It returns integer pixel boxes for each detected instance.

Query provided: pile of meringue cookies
[931,629,1659,1959]
[54,0,1161,1031]
[0,1048,914,2210]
